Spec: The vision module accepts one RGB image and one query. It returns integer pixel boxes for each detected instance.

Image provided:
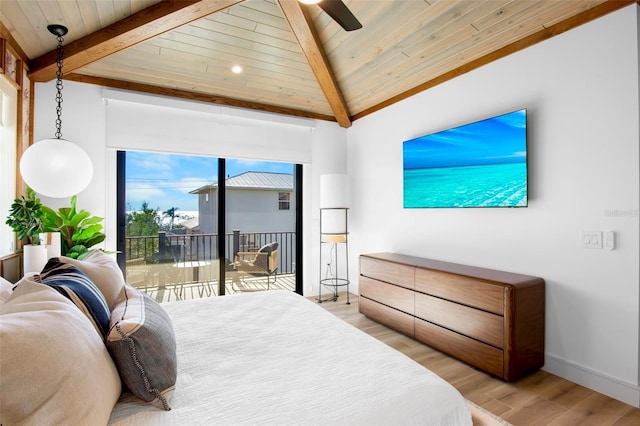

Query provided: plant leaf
[82,234,106,248]
[73,225,104,243]
[69,210,91,227]
[57,207,73,221]
[81,216,104,226]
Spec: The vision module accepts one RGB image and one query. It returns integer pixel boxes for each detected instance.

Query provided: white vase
[42,232,62,258]
[23,244,48,274]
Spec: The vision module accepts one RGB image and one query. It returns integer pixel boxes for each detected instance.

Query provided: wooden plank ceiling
[0,0,632,128]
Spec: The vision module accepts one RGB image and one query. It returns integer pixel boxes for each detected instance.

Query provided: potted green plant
[5,187,48,272]
[41,195,106,260]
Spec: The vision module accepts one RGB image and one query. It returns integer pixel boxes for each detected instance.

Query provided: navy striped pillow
[39,260,110,338]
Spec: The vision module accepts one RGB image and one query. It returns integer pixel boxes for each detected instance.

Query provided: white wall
[225,189,295,234]
[347,5,639,407]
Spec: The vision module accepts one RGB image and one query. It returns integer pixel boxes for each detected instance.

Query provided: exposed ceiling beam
[278,0,352,128]
[29,0,244,82]
[65,73,337,123]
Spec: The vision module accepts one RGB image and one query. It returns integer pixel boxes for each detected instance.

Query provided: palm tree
[127,201,160,236]
[163,207,179,230]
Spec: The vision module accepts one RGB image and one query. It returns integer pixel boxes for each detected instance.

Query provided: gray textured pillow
[107,284,177,410]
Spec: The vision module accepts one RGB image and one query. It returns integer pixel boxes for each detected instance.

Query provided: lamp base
[318,278,350,304]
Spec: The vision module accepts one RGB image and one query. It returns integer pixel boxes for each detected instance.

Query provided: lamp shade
[320,174,348,208]
[20,138,93,198]
[321,208,348,236]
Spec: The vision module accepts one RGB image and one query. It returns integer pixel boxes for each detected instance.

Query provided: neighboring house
[190,171,295,238]
[185,171,295,267]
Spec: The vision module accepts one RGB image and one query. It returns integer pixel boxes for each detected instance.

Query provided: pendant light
[20,24,93,198]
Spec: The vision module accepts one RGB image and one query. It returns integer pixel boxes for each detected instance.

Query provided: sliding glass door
[223,159,296,294]
[116,151,302,302]
[117,151,220,302]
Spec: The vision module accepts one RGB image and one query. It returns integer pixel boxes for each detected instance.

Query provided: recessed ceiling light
[231,65,243,74]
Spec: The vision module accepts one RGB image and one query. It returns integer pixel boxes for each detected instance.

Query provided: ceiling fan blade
[318,0,362,31]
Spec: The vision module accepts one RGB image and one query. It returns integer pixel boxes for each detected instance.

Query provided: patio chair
[232,242,279,291]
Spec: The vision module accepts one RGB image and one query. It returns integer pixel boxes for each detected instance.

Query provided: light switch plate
[581,231,602,249]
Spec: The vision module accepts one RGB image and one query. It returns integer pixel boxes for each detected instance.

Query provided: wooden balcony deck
[130,270,296,303]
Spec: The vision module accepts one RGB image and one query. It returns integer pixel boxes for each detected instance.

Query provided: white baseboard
[543,353,640,408]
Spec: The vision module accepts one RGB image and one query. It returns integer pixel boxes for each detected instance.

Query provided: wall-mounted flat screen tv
[403,109,527,208]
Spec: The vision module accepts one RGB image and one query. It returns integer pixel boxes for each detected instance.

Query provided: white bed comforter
[109,290,471,425]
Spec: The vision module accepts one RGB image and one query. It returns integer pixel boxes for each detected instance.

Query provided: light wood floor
[315,293,640,426]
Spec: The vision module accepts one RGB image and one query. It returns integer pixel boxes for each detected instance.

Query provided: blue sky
[403,109,527,170]
[126,152,293,212]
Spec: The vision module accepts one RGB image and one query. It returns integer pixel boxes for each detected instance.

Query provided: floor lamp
[318,174,350,304]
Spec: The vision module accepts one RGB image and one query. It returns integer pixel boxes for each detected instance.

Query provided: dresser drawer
[360,276,414,315]
[360,257,414,289]
[359,253,544,381]
[415,268,505,315]
[415,293,504,348]
[415,318,504,378]
[360,297,415,338]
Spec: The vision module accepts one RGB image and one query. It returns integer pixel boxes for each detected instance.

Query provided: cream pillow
[57,249,125,311]
[0,276,14,306]
[0,278,121,425]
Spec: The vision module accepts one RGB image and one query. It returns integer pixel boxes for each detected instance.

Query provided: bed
[0,251,471,425]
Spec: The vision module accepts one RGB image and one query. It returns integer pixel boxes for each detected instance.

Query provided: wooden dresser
[359,252,545,381]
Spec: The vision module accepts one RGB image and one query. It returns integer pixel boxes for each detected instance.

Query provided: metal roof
[227,172,293,190]
[190,171,293,194]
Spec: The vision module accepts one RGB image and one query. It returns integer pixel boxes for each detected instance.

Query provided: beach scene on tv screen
[403,109,527,208]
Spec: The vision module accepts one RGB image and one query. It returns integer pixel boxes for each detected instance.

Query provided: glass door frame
[116,152,303,296]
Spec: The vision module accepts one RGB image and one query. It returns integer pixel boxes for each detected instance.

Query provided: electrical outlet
[581,231,602,249]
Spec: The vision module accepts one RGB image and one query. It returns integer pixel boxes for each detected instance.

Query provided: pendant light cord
[54,33,64,140]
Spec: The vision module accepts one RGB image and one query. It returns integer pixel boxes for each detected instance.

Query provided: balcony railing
[125,230,296,275]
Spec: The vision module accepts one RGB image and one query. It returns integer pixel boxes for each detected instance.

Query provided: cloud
[128,152,174,177]
[126,186,166,211]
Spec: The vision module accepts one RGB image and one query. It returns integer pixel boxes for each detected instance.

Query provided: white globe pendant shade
[20,138,93,198]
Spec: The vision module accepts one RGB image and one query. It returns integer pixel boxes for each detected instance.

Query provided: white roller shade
[103,89,313,164]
